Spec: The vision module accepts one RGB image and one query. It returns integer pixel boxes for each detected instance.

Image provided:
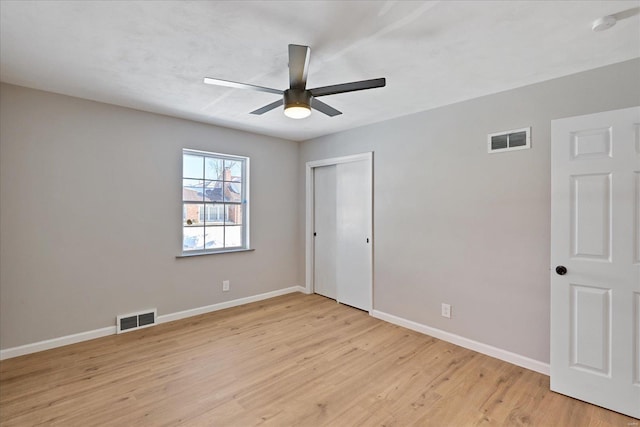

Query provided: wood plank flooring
[0,293,637,426]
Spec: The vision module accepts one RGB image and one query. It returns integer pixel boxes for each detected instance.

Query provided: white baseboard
[1,288,548,375]
[0,326,116,361]
[157,285,305,323]
[0,285,305,361]
[370,310,550,376]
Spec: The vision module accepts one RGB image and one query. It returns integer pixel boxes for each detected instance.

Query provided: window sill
[176,248,255,258]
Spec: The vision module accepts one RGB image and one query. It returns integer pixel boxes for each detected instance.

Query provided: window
[182,149,249,254]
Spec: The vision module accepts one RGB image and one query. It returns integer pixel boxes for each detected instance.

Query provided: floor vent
[116,309,157,334]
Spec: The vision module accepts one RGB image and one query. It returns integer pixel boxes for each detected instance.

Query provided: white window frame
[181,149,250,256]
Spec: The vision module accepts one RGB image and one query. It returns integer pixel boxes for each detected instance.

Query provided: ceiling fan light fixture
[284,105,311,119]
[283,88,312,119]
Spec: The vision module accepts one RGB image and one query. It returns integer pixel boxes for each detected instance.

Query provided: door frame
[305,152,373,312]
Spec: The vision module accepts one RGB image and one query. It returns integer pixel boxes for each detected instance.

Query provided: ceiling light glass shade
[284,105,311,119]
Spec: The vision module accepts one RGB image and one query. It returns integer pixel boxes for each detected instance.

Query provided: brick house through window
[182,168,242,226]
[182,150,248,252]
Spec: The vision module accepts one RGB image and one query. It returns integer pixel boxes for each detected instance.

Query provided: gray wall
[299,58,640,363]
[2,59,639,362]
[0,84,300,349]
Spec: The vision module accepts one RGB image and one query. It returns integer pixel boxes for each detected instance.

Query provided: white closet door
[336,159,371,311]
[313,165,337,299]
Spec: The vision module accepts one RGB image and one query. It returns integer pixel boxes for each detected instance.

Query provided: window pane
[203,180,223,202]
[508,131,527,147]
[183,226,204,251]
[226,204,243,225]
[183,179,203,202]
[491,135,508,150]
[183,203,203,226]
[203,203,225,225]
[204,157,224,180]
[206,227,224,249]
[224,226,243,247]
[225,160,242,180]
[183,154,203,179]
[224,182,242,202]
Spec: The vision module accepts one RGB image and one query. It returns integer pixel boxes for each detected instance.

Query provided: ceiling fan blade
[288,44,310,90]
[250,99,284,115]
[311,98,342,117]
[204,77,282,95]
[309,78,386,97]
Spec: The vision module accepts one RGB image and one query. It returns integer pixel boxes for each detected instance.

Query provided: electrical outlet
[441,303,451,319]
[223,280,230,292]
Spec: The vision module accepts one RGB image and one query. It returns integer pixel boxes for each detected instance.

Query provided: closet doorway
[305,153,372,311]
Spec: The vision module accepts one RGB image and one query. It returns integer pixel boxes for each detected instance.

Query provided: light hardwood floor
[0,293,637,426]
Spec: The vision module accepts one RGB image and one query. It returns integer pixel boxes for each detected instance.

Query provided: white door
[550,106,640,418]
[313,165,337,299]
[310,154,372,311]
[336,159,372,311]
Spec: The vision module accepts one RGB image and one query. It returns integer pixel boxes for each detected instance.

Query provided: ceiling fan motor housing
[284,89,312,109]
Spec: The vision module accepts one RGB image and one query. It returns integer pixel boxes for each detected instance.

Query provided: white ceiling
[1,1,639,141]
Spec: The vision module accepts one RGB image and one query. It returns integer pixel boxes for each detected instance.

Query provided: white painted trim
[305,152,374,308]
[305,162,314,294]
[244,156,251,249]
[0,326,116,360]
[157,286,304,324]
[0,285,305,360]
[306,152,373,169]
[0,287,546,378]
[371,309,550,376]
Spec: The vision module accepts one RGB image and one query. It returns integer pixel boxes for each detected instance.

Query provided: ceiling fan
[204,44,386,119]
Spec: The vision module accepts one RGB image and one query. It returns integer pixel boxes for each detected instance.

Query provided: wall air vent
[116,309,157,334]
[488,127,531,153]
